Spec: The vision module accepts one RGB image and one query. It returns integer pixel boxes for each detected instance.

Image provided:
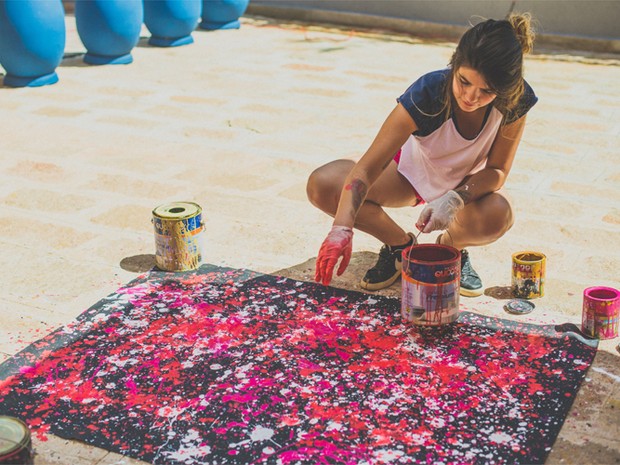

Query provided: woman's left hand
[416,190,464,233]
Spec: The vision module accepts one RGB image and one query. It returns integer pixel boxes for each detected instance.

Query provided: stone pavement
[1,12,619,465]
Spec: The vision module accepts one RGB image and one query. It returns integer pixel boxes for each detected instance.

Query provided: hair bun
[508,12,535,55]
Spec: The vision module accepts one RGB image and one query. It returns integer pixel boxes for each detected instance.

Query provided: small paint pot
[581,286,620,339]
[152,201,204,271]
[0,416,33,465]
[511,251,546,299]
[401,244,461,326]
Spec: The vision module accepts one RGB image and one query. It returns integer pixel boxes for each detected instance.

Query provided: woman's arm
[333,103,418,227]
[454,115,527,204]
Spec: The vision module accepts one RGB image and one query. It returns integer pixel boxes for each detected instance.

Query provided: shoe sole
[460,287,483,297]
[360,269,401,291]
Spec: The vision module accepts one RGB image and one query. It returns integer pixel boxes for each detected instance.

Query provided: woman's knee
[306,160,352,211]
[459,193,513,241]
[480,193,514,238]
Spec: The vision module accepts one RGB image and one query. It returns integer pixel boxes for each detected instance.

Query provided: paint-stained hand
[416,190,464,233]
[315,226,354,286]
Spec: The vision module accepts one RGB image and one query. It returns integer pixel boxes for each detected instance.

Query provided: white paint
[250,426,274,441]
[592,366,620,383]
[489,432,513,444]
[374,449,404,461]
[326,421,342,431]
[162,443,212,462]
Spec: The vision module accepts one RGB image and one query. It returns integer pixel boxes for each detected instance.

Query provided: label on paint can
[152,201,204,272]
[401,244,461,326]
[582,286,620,340]
[402,275,460,325]
[511,251,546,299]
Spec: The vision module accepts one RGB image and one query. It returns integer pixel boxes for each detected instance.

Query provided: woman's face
[452,66,497,112]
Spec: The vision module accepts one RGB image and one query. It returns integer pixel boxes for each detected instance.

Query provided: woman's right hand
[315,226,354,286]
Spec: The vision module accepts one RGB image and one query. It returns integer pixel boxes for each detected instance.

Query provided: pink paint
[582,286,620,339]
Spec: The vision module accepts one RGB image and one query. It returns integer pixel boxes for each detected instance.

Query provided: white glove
[416,190,464,233]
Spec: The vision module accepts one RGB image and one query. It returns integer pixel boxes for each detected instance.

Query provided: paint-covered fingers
[315,226,354,286]
[416,190,464,233]
[336,245,351,277]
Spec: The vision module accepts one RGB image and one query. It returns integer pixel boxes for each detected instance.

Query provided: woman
[307,13,537,297]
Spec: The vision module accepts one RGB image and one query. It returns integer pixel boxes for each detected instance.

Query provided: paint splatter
[0,265,597,464]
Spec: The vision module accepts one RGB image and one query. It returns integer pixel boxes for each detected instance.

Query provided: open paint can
[401,244,461,326]
[511,251,546,299]
[582,286,620,339]
[152,201,204,271]
[0,416,33,465]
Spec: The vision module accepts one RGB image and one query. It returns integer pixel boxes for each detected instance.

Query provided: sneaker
[360,233,416,291]
[460,249,483,297]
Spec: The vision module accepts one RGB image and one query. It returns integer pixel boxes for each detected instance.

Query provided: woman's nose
[466,88,479,102]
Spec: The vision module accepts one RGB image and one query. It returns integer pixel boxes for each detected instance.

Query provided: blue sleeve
[396,69,449,136]
[506,80,538,123]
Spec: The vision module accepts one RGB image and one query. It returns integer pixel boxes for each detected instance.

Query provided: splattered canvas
[0,264,597,464]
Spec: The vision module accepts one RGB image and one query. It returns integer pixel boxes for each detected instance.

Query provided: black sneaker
[460,249,483,297]
[360,233,415,291]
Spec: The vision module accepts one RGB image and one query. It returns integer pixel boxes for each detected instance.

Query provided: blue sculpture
[0,0,66,87]
[75,0,143,65]
[144,0,201,47]
[199,0,249,30]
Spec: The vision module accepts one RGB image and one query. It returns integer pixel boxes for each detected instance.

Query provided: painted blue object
[0,0,66,87]
[75,0,143,65]
[144,0,201,47]
[199,0,249,30]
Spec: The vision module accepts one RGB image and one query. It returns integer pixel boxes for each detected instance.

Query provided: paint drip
[401,244,461,326]
[582,286,620,340]
[152,201,204,272]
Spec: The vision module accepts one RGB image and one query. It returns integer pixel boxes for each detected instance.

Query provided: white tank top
[397,106,503,202]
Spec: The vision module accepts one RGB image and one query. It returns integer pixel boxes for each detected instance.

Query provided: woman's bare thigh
[365,160,419,208]
[311,159,419,208]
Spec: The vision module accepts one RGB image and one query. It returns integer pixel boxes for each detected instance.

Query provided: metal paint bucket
[401,244,461,326]
[152,201,204,271]
[0,416,33,465]
[511,251,546,299]
[582,286,620,340]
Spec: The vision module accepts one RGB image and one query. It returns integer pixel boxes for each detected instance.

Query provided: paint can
[0,416,33,465]
[581,286,620,340]
[401,244,461,326]
[511,251,546,299]
[152,201,204,272]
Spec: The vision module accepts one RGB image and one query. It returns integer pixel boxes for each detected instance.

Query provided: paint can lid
[504,299,535,315]
[0,416,30,456]
[153,202,202,220]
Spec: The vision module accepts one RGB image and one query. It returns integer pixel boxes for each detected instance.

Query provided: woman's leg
[436,192,513,297]
[439,191,514,249]
[306,159,419,246]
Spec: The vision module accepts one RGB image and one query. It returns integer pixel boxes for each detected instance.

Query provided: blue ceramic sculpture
[144,0,201,47]
[0,0,66,87]
[75,0,143,65]
[199,0,249,30]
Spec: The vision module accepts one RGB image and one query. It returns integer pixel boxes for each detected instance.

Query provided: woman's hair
[443,12,535,122]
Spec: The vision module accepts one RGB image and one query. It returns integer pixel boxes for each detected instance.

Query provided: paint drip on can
[401,244,461,326]
[582,286,620,340]
[152,201,204,272]
[511,251,546,299]
[0,416,33,465]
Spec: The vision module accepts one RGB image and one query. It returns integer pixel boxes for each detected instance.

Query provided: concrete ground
[0,11,619,465]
